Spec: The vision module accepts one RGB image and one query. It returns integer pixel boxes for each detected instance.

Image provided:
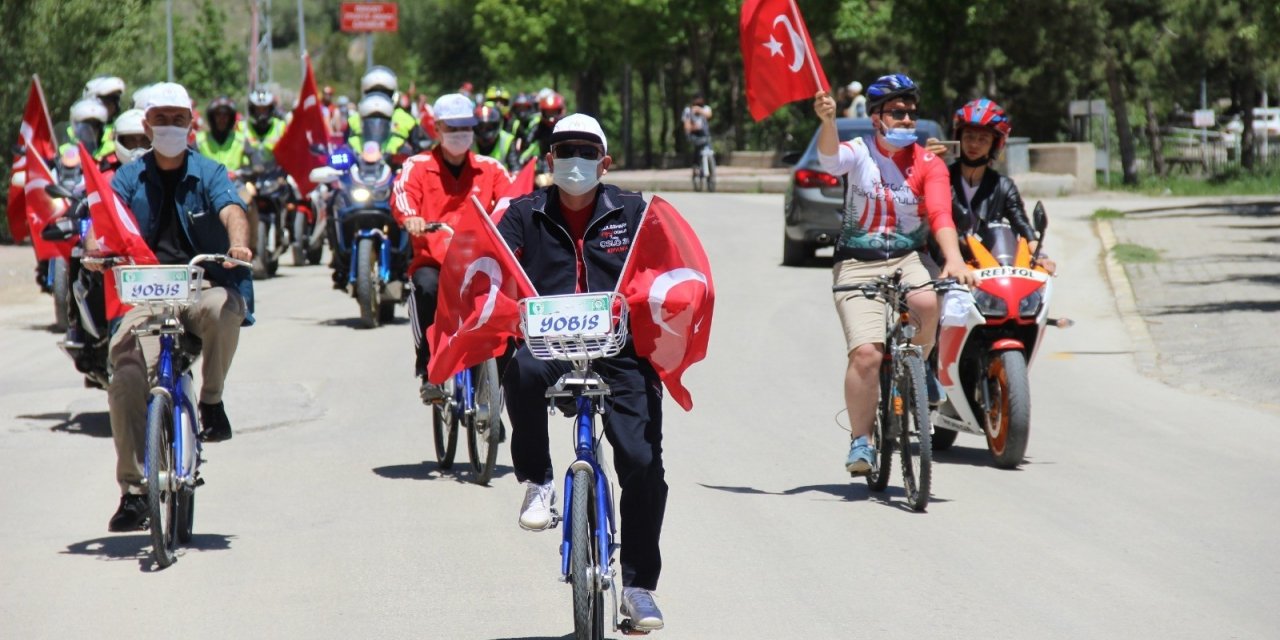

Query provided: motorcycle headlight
[973,289,1008,317]
[1019,290,1043,318]
[352,187,372,203]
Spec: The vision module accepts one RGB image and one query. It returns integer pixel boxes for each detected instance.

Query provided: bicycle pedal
[618,619,652,636]
[194,477,206,487]
[549,509,562,529]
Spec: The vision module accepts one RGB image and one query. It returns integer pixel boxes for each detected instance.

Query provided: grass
[1112,243,1162,263]
[1092,208,1125,220]
[1101,165,1280,197]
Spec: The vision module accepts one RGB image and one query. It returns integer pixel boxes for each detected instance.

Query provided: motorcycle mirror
[44,183,73,199]
[1033,201,1048,235]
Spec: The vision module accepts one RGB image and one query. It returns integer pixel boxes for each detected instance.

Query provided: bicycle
[689,134,716,193]
[517,291,647,638]
[114,253,251,568]
[833,270,955,512]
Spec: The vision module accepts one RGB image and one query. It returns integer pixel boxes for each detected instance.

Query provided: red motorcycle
[931,203,1071,468]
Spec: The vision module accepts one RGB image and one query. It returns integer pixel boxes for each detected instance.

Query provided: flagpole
[32,75,54,146]
[788,0,825,91]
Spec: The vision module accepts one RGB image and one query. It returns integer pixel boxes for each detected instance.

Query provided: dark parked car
[781,117,943,265]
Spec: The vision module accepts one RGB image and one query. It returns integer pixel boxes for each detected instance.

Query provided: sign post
[340,2,399,70]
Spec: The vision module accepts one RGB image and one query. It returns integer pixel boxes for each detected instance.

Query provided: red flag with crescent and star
[426,196,537,384]
[23,140,74,261]
[8,75,57,243]
[740,0,830,121]
[79,142,157,319]
[617,196,714,411]
[491,158,537,224]
[275,54,331,195]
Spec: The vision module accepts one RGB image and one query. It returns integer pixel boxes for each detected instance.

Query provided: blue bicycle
[431,358,504,484]
[519,291,646,638]
[114,253,251,568]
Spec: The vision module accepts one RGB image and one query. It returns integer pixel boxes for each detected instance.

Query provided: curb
[607,176,789,195]
[1094,217,1159,376]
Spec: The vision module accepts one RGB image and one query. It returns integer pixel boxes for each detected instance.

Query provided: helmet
[113,109,147,137]
[358,93,395,119]
[70,98,109,124]
[484,85,511,104]
[113,109,150,164]
[475,104,503,145]
[360,66,398,97]
[131,84,156,111]
[206,96,237,120]
[539,93,565,115]
[953,98,1012,153]
[248,87,277,127]
[83,75,126,99]
[866,74,919,112]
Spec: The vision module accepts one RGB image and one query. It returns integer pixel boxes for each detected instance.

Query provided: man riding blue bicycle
[496,114,667,631]
[84,82,254,533]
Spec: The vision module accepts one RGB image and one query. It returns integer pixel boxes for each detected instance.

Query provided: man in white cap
[390,93,513,401]
[85,81,254,532]
[845,80,867,118]
[495,113,668,631]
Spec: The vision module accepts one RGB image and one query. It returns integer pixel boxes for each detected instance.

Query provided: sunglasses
[881,108,918,121]
[552,144,603,160]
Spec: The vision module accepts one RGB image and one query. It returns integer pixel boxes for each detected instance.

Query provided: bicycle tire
[706,153,716,193]
[898,353,933,512]
[867,363,894,491]
[571,469,605,640]
[176,489,194,544]
[467,360,503,484]
[432,376,459,469]
[146,394,178,568]
[691,167,703,192]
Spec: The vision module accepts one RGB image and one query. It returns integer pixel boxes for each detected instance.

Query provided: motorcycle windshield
[981,223,1019,266]
[74,122,101,156]
[362,117,391,146]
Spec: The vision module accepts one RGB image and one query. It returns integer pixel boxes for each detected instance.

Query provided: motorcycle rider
[245,87,286,163]
[483,85,512,126]
[496,114,667,631]
[349,93,409,157]
[69,76,126,159]
[948,98,1056,275]
[389,93,513,402]
[509,92,537,144]
[111,108,152,168]
[474,103,519,172]
[347,66,431,153]
[83,82,253,532]
[518,92,565,165]
[812,74,975,474]
[60,98,115,161]
[196,97,249,171]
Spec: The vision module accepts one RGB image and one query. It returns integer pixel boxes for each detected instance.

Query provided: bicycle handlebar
[190,253,252,269]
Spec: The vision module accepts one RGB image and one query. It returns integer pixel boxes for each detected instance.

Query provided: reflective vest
[245,118,286,162]
[477,129,516,170]
[196,128,250,170]
[61,123,116,161]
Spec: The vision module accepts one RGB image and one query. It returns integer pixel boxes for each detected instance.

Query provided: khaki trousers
[107,286,246,493]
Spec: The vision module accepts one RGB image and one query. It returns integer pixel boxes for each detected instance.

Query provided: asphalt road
[2,192,1278,639]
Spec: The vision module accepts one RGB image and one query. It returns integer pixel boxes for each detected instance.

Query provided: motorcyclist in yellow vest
[60,98,115,161]
[483,85,513,132]
[245,87,286,165]
[196,97,249,170]
[349,94,407,157]
[65,75,126,161]
[346,66,431,154]
[518,92,565,164]
[509,92,538,143]
[475,103,519,172]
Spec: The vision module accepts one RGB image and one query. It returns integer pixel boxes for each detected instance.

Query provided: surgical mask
[441,131,474,155]
[553,157,602,196]
[883,127,917,149]
[150,125,189,157]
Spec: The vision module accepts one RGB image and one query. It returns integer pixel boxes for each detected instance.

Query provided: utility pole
[296,0,306,55]
[250,0,274,90]
[165,0,174,82]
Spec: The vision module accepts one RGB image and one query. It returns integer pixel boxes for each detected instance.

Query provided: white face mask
[149,125,189,157]
[553,157,602,196]
[441,131,474,156]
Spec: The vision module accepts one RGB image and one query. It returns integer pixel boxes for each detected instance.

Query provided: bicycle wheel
[467,359,503,484]
[432,376,460,469]
[705,152,717,193]
[897,353,933,512]
[866,363,894,491]
[691,166,703,192]
[571,469,605,640]
[146,394,179,568]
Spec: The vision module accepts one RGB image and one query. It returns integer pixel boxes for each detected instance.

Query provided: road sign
[340,2,398,33]
[1193,109,1215,128]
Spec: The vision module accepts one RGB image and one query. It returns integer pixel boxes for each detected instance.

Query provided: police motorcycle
[311,136,408,329]
[38,147,87,332]
[931,203,1072,468]
[240,147,295,278]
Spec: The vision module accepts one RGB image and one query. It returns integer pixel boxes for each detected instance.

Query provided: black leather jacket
[948,162,1035,242]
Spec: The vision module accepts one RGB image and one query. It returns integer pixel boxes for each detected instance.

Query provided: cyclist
[244,87,285,163]
[196,97,249,171]
[947,98,1056,274]
[682,93,713,166]
[82,82,253,532]
[474,103,519,172]
[390,93,513,402]
[496,114,667,631]
[812,74,975,474]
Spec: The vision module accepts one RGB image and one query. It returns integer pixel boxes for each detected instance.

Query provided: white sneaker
[621,587,665,631]
[518,481,555,531]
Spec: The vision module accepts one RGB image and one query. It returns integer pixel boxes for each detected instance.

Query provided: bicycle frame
[557,371,618,591]
[146,319,200,487]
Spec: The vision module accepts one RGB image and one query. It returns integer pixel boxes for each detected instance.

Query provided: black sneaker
[108,494,148,532]
[198,401,233,443]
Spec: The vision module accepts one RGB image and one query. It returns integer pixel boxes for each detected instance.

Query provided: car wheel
[782,232,810,266]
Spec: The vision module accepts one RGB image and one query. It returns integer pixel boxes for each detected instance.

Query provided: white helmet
[360,66,398,96]
[113,108,147,136]
[70,98,109,124]
[132,84,156,110]
[83,75,126,99]
[358,93,395,119]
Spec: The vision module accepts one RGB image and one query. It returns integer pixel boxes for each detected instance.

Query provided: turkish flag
[426,196,537,384]
[740,0,830,121]
[7,75,57,242]
[80,142,157,319]
[24,143,73,261]
[617,196,714,411]
[276,55,331,195]
[492,158,537,223]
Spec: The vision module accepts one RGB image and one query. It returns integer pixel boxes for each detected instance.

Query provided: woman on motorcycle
[949,99,1055,274]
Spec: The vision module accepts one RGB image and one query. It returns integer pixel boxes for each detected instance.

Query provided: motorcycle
[38,149,86,331]
[311,142,408,328]
[241,151,295,278]
[289,191,325,267]
[931,202,1072,468]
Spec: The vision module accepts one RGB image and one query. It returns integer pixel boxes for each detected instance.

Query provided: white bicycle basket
[519,292,628,361]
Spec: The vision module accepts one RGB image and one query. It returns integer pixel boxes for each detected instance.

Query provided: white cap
[848,81,862,93]
[113,109,147,136]
[358,94,395,119]
[549,113,608,154]
[433,93,477,127]
[144,82,192,114]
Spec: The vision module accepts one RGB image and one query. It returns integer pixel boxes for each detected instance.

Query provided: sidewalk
[1099,197,1280,411]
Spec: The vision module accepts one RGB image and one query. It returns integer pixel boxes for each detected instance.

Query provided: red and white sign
[340,2,398,32]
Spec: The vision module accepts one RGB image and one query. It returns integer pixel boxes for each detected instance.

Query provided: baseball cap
[549,113,608,154]
[144,82,192,114]
[433,93,478,127]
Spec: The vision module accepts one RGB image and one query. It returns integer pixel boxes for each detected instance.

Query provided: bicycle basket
[113,264,204,307]
[519,292,628,362]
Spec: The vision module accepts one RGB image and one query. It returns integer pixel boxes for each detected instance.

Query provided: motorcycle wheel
[355,237,380,328]
[253,219,270,279]
[291,213,309,267]
[985,350,1031,469]
[52,257,70,331]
